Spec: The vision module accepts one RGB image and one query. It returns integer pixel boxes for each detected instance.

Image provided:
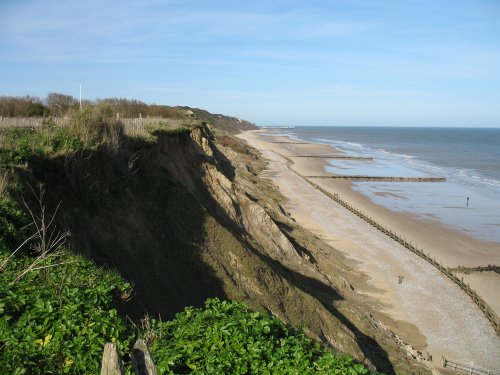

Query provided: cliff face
[27,126,428,374]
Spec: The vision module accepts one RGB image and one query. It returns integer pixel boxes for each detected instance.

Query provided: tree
[46,93,76,116]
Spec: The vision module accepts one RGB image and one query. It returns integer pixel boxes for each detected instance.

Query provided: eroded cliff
[24,126,429,374]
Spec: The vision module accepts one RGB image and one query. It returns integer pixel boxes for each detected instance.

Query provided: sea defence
[291,155,374,160]
[305,179,499,334]
[306,176,446,182]
[275,148,498,334]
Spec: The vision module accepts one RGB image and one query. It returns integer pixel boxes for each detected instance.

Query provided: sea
[267,127,500,243]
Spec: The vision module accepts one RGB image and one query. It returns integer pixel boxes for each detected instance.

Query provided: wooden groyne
[291,155,374,160]
[306,179,499,334]
[306,176,446,182]
[442,356,499,375]
[269,141,309,144]
[453,265,500,275]
[268,146,500,335]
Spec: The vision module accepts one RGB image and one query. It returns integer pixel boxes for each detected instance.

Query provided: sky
[1,0,499,127]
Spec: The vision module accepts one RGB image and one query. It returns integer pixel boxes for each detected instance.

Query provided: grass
[0,105,200,167]
[0,106,124,168]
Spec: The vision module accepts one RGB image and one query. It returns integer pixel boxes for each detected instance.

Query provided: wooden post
[100,343,124,375]
[132,339,158,375]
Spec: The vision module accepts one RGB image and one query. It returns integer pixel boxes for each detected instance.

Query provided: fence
[0,117,68,128]
[101,340,157,375]
[442,356,500,375]
[270,148,500,334]
[0,116,188,137]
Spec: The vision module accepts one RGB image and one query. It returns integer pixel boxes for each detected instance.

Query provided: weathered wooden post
[100,343,124,375]
[132,339,158,375]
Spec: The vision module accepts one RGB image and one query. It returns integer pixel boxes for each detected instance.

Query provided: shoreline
[238,129,500,371]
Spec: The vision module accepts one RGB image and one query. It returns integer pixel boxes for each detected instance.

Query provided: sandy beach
[238,130,500,371]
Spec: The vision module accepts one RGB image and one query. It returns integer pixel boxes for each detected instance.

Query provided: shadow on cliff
[25,130,395,373]
[28,137,227,321]
[228,231,395,375]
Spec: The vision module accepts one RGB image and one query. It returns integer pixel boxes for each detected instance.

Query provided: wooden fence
[0,116,186,137]
[101,340,157,375]
[442,356,500,375]
[0,116,68,128]
[270,148,500,334]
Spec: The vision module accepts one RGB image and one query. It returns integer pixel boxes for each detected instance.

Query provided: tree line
[0,94,185,119]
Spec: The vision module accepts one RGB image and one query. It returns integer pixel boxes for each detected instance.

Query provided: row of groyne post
[442,356,500,375]
[307,179,499,334]
[307,176,446,182]
[271,148,500,335]
[291,155,374,160]
[453,265,500,275]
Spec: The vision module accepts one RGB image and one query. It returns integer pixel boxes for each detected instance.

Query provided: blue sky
[1,0,499,126]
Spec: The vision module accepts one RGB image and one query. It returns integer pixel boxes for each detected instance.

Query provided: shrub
[0,249,135,374]
[0,196,135,374]
[146,298,376,374]
[0,125,84,168]
[66,106,124,152]
[0,195,30,253]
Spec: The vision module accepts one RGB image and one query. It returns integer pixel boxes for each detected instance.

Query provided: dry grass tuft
[67,106,124,152]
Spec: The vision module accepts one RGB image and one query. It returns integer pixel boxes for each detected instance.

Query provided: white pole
[79,84,82,110]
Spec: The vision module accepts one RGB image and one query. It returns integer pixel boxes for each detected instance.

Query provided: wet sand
[238,130,500,371]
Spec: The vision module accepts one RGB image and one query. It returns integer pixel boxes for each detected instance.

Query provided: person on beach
[467,197,469,207]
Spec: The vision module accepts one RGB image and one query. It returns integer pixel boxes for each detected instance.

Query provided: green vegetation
[0,195,135,374]
[146,122,193,135]
[0,249,134,374]
[0,104,199,166]
[0,107,127,168]
[147,298,375,374]
[0,122,83,168]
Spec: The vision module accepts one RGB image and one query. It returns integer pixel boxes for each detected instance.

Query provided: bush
[0,195,135,374]
[0,125,84,168]
[66,106,124,152]
[0,249,135,374]
[146,298,376,374]
[0,195,30,253]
